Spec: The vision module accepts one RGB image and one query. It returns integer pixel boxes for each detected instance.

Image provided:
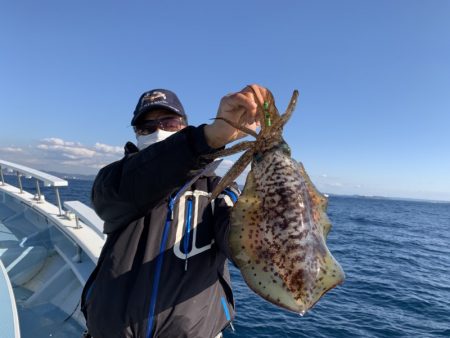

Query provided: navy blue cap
[131,89,187,126]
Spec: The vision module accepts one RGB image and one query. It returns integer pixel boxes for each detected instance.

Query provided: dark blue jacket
[81,125,239,338]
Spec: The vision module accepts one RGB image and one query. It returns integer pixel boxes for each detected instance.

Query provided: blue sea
[10,177,450,337]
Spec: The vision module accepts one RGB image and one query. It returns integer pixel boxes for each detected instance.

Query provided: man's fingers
[232,85,271,125]
[220,92,258,123]
[228,92,258,113]
[243,84,268,108]
[219,84,269,126]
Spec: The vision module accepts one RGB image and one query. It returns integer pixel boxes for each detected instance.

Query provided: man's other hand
[204,84,268,149]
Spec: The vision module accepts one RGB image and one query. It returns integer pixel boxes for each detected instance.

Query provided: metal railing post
[35,179,42,201]
[54,187,63,216]
[75,215,82,229]
[17,171,23,193]
[0,166,4,185]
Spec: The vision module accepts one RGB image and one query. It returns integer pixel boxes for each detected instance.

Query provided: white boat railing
[0,159,105,263]
[0,160,105,333]
[64,201,105,239]
[0,160,68,215]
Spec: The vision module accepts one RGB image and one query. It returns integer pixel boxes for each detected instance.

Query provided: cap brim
[131,103,185,126]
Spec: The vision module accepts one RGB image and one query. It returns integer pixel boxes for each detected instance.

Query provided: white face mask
[136,129,177,150]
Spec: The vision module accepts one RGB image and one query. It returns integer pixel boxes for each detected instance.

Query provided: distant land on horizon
[45,171,97,181]
[5,169,447,204]
[1,169,97,181]
[326,193,450,205]
[48,171,450,204]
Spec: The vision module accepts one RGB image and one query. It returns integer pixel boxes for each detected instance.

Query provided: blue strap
[146,179,198,337]
[223,188,238,203]
[146,203,174,338]
[183,199,193,255]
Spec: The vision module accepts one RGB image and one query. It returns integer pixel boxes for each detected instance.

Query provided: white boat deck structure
[0,160,105,338]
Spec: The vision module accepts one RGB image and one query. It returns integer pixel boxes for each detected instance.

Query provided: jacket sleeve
[92,125,218,234]
[212,181,241,261]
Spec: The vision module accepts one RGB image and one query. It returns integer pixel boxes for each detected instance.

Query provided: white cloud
[37,139,96,159]
[0,147,23,153]
[61,159,108,169]
[62,147,96,158]
[42,137,65,146]
[89,163,108,169]
[42,138,83,147]
[214,158,251,186]
[0,137,123,174]
[220,159,234,168]
[94,142,123,155]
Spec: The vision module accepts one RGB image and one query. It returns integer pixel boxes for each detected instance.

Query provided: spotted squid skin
[229,148,345,314]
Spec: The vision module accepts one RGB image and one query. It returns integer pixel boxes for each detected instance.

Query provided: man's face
[134,109,187,136]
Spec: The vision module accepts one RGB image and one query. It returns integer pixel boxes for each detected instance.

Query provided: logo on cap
[141,91,167,108]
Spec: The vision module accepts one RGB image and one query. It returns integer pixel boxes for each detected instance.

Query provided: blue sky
[1,1,449,201]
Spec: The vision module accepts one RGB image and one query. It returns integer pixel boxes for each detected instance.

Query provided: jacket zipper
[183,197,193,271]
[146,196,175,338]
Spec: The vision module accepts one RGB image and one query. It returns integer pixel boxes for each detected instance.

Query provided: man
[81,85,267,337]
